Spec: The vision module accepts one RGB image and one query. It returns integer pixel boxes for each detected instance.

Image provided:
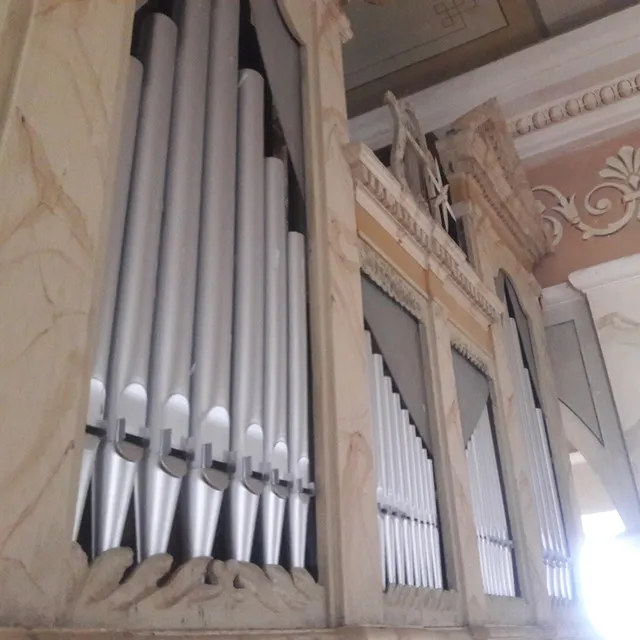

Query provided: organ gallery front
[0,1,595,639]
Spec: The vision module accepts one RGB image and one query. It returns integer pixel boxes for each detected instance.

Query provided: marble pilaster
[0,0,136,626]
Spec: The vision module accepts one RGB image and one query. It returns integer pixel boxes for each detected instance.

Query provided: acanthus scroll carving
[534,145,640,246]
[8,543,325,629]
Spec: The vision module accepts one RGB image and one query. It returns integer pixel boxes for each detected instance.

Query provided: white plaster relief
[533,146,640,246]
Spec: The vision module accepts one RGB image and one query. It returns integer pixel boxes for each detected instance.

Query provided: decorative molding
[569,253,640,292]
[383,585,463,628]
[359,239,423,318]
[450,332,492,376]
[533,146,640,246]
[437,101,550,268]
[38,544,324,629]
[509,73,640,139]
[346,142,503,322]
[348,5,640,161]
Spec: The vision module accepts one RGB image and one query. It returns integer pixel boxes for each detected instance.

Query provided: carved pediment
[437,100,550,269]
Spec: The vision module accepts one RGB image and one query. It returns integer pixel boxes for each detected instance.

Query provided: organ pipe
[288,231,315,568]
[262,157,290,565]
[230,68,268,563]
[94,13,177,555]
[184,0,240,559]
[74,57,144,542]
[365,333,444,589]
[136,0,211,562]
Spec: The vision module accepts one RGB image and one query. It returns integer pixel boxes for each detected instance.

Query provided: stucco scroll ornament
[533,146,640,247]
[385,91,455,232]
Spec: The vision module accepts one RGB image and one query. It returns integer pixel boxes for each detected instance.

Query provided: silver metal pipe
[184,0,239,559]
[287,231,314,569]
[230,68,268,562]
[262,157,290,565]
[137,0,210,561]
[88,57,144,429]
[394,399,414,587]
[94,13,177,555]
[420,446,439,589]
[373,354,397,584]
[383,376,405,584]
[391,392,412,585]
[77,57,143,544]
[414,438,433,588]
[401,410,421,586]
[404,419,426,588]
[467,432,490,593]
[365,333,386,584]
[73,432,101,540]
[426,458,443,589]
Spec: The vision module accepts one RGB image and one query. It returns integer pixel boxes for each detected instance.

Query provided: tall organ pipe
[136,0,211,561]
[74,58,144,542]
[94,14,177,555]
[184,0,240,559]
[288,231,314,568]
[262,157,290,565]
[230,69,267,562]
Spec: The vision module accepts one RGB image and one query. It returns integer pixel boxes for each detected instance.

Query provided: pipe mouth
[159,453,188,478]
[114,439,144,463]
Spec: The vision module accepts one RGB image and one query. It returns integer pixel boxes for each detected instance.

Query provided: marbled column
[420,300,487,625]
[0,0,135,625]
[279,0,384,626]
[570,254,640,496]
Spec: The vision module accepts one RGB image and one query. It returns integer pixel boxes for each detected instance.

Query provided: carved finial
[385,91,454,231]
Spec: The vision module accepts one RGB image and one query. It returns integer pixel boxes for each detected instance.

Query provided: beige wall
[530,129,640,287]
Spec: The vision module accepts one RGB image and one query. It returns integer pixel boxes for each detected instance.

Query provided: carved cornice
[52,544,325,629]
[436,101,550,268]
[346,142,502,323]
[383,585,463,627]
[359,239,422,318]
[509,72,640,138]
[450,333,492,377]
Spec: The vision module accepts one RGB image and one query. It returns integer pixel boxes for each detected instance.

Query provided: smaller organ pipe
[373,354,397,584]
[262,157,290,565]
[230,69,268,563]
[365,333,387,584]
[401,409,421,587]
[427,459,443,589]
[75,57,143,544]
[184,0,240,559]
[137,0,211,561]
[393,394,414,586]
[467,432,490,592]
[403,415,425,588]
[415,439,434,589]
[383,376,405,584]
[95,14,177,555]
[287,231,314,569]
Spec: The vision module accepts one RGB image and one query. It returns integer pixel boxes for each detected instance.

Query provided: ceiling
[343,0,636,117]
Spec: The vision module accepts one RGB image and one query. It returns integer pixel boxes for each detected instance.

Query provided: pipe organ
[501,279,573,601]
[365,332,444,589]
[453,350,516,597]
[74,0,314,570]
